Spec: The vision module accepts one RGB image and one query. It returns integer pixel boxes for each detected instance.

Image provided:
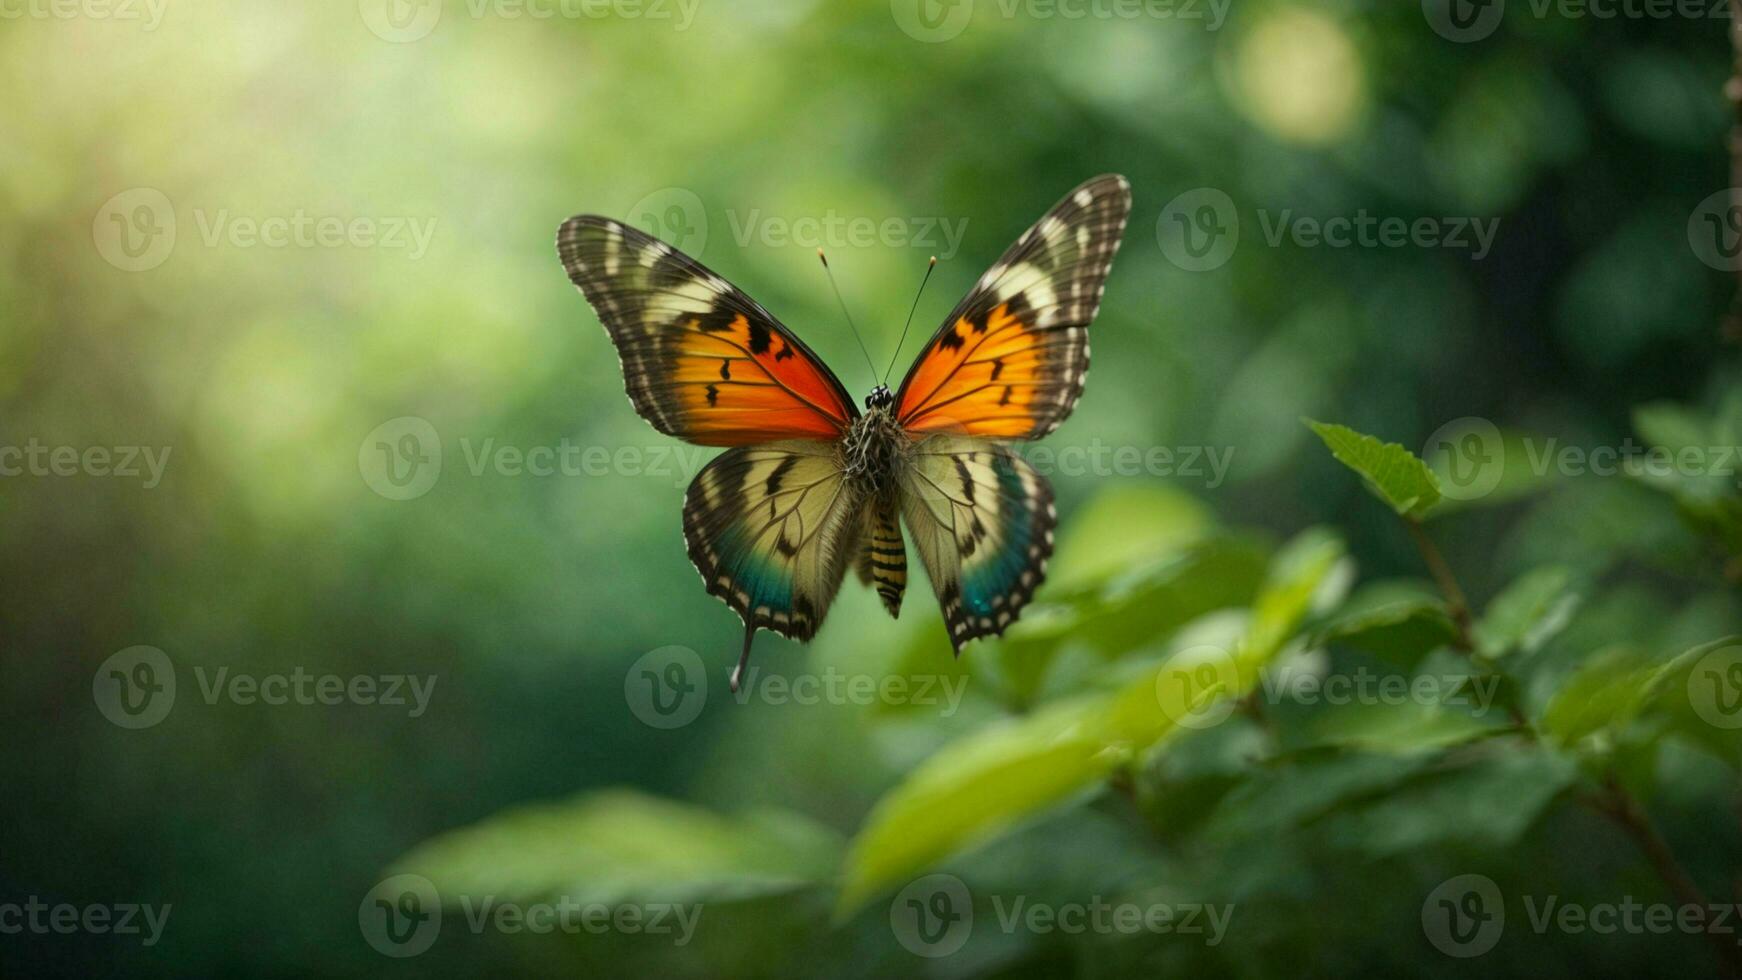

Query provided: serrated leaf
[1475,566,1579,659]
[1305,419,1443,517]
[391,789,841,907]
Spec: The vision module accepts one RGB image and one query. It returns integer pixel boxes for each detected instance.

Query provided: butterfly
[558,174,1131,690]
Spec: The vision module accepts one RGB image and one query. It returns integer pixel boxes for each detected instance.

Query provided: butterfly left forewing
[898,435,1055,652]
[558,216,858,446]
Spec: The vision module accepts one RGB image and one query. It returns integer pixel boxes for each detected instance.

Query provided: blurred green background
[4,0,1742,976]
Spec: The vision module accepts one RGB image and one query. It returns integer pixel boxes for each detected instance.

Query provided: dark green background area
[2,0,1739,976]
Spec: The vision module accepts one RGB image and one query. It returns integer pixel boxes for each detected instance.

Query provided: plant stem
[1401,516,1529,727]
[1404,516,1474,650]
[1591,773,1742,979]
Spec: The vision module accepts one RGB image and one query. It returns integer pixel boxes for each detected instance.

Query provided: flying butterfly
[557,174,1131,690]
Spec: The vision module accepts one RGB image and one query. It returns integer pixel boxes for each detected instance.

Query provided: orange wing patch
[558,216,857,446]
[898,300,1052,438]
[894,174,1131,441]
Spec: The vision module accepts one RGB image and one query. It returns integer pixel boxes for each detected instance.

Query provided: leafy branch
[1308,418,1741,978]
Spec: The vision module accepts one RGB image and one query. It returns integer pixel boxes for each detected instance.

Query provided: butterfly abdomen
[856,496,907,618]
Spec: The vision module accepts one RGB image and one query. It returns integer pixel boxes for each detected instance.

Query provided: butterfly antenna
[817,249,879,382]
[732,626,756,694]
[883,255,937,384]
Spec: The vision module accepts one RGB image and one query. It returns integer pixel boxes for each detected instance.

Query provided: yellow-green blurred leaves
[836,528,1345,914]
[392,788,841,907]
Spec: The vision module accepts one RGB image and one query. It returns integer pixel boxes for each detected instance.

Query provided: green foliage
[1475,566,1579,660]
[11,8,1741,979]
[1304,419,1443,517]
[393,789,842,906]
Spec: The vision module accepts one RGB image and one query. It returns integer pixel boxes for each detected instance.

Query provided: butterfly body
[559,175,1131,687]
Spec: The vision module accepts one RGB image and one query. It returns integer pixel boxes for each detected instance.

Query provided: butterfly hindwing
[558,216,858,445]
[683,441,862,646]
[898,435,1056,652]
[895,174,1131,440]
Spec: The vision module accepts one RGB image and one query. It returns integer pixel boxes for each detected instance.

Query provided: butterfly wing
[683,440,863,683]
[558,216,858,445]
[898,435,1055,652]
[894,174,1130,439]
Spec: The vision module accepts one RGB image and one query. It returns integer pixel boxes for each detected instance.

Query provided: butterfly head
[865,384,895,411]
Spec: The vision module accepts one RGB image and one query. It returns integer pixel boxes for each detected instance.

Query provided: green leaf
[1309,588,1458,667]
[835,529,1345,914]
[834,695,1121,914]
[1291,698,1507,756]
[1045,483,1216,593]
[1542,636,1742,763]
[1541,646,1659,749]
[1475,566,1579,659]
[1319,745,1577,858]
[391,789,841,907]
[1304,419,1443,517]
[1101,528,1348,746]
